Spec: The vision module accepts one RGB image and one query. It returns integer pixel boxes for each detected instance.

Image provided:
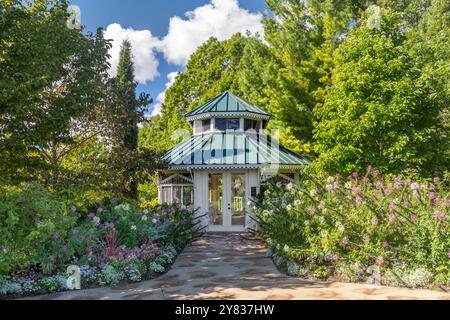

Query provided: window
[215,118,240,131]
[244,119,261,132]
[194,119,211,133]
[159,174,194,209]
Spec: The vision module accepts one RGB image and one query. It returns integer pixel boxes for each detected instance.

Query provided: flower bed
[0,184,202,298]
[250,168,449,289]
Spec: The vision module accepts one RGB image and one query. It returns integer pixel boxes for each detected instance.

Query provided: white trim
[167,164,305,171]
[186,111,270,122]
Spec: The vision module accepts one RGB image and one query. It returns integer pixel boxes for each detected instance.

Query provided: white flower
[152,218,158,224]
[325,184,333,191]
[304,220,310,226]
[93,216,100,225]
[309,189,317,197]
[139,198,146,203]
[294,199,302,206]
[276,182,282,188]
[320,230,328,237]
[130,225,137,231]
[141,215,148,221]
[143,209,149,214]
[286,183,294,191]
[336,221,345,232]
[326,176,335,184]
[247,201,253,207]
[283,244,290,252]
[286,204,293,211]
[344,182,352,190]
[318,216,325,225]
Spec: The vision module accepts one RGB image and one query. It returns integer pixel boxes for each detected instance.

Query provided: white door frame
[207,171,246,232]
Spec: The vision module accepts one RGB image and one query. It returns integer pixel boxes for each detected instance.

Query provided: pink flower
[335,173,342,178]
[387,202,396,213]
[410,214,418,222]
[351,187,361,195]
[331,254,339,262]
[372,170,380,178]
[341,237,349,245]
[388,214,397,223]
[382,241,389,249]
[332,182,339,190]
[372,218,379,226]
[394,176,402,189]
[375,257,385,266]
[352,172,359,178]
[355,196,363,204]
[385,187,393,195]
[318,201,325,210]
[402,199,410,208]
[366,165,373,174]
[448,251,450,259]
[427,192,437,200]
[307,207,316,216]
[434,211,445,221]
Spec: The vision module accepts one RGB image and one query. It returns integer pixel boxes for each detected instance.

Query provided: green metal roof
[163,132,309,169]
[185,91,271,119]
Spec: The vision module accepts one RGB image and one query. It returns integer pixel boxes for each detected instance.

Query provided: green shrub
[252,168,450,287]
[0,183,76,274]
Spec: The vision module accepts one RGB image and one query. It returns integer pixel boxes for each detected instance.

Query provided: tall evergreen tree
[113,40,152,199]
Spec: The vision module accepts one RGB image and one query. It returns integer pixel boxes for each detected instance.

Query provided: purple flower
[88,212,96,219]
[394,177,402,189]
[110,197,119,205]
[70,228,78,235]
[52,231,60,240]
[351,187,361,195]
[72,256,78,263]
[2,245,9,253]
[375,180,384,190]
[341,237,349,245]
[48,255,56,262]
[385,187,393,194]
[96,200,103,206]
[61,244,68,252]
[180,219,187,225]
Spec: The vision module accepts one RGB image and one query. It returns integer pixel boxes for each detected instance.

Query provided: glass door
[208,172,246,232]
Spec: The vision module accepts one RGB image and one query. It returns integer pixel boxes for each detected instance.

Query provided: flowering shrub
[251,168,449,288]
[0,192,201,298]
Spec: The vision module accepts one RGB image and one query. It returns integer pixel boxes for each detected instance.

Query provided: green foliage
[0,0,112,184]
[314,5,450,176]
[0,183,75,274]
[252,168,450,287]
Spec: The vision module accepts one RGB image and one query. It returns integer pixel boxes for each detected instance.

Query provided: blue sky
[70,0,268,116]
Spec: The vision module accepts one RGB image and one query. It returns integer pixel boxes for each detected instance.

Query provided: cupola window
[215,118,240,131]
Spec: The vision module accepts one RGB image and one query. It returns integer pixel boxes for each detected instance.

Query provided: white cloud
[151,72,179,116]
[104,23,160,84]
[160,0,264,65]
